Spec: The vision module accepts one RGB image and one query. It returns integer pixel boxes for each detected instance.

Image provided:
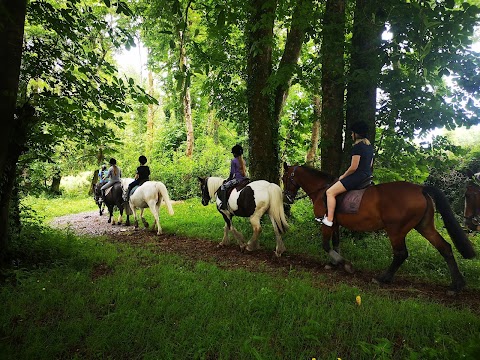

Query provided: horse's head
[93,183,103,206]
[198,177,211,206]
[282,163,300,204]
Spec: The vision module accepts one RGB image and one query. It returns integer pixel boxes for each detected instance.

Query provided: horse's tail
[156,182,174,216]
[267,184,289,234]
[423,186,475,259]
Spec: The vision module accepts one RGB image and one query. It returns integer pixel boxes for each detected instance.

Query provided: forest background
[2,0,480,261]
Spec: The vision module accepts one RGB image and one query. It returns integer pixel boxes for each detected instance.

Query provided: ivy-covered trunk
[320,0,346,177]
[0,0,27,263]
[306,95,322,166]
[246,0,278,183]
[247,0,312,183]
[179,30,194,158]
[344,0,384,167]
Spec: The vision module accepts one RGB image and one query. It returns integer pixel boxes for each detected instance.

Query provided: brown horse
[282,163,476,293]
[464,170,480,231]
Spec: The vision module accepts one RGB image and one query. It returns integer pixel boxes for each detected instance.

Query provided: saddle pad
[129,185,139,196]
[227,179,251,197]
[105,187,113,196]
[336,188,367,214]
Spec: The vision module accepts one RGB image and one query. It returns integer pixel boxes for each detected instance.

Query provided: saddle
[128,179,148,197]
[226,178,251,198]
[335,176,374,214]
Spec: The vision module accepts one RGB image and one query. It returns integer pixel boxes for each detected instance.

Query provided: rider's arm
[339,155,360,180]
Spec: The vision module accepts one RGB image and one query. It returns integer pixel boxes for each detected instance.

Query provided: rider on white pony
[124,155,150,202]
[218,144,247,210]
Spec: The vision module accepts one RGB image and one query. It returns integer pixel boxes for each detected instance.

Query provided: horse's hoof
[344,262,354,274]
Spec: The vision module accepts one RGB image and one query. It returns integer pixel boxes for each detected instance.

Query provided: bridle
[283,166,332,204]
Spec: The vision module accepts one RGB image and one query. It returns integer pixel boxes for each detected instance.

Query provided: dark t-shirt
[351,142,374,176]
[137,165,151,180]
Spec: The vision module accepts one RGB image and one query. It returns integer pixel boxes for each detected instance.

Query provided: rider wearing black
[125,155,151,201]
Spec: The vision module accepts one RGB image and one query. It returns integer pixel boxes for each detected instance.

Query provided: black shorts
[340,172,370,191]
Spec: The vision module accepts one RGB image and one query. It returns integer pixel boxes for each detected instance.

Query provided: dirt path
[51,211,480,314]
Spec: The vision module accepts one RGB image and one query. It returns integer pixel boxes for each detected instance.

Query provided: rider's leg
[315,181,346,226]
[218,185,228,210]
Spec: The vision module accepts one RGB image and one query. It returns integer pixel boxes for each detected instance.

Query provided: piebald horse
[124,179,174,235]
[198,177,288,257]
[283,163,476,293]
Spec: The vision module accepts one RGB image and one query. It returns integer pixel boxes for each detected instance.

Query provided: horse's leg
[133,206,139,230]
[246,213,263,252]
[415,223,466,294]
[374,227,409,285]
[321,225,353,273]
[268,213,286,258]
[140,207,149,229]
[219,213,246,250]
[107,205,113,223]
[148,200,162,235]
[117,206,123,225]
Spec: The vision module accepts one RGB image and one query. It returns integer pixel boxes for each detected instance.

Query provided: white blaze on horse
[123,179,174,235]
[198,177,289,257]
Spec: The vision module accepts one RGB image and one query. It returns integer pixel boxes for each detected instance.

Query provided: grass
[1,195,479,359]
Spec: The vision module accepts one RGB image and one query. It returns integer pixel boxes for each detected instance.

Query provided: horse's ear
[283,162,289,171]
[197,176,204,183]
[466,169,475,178]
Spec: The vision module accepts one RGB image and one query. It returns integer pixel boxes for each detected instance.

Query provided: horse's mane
[300,165,336,182]
[207,177,225,197]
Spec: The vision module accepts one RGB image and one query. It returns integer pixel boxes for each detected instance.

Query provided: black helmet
[139,155,147,164]
[350,121,369,138]
[109,158,117,165]
[231,144,243,157]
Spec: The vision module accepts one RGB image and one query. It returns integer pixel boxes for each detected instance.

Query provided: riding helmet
[109,158,117,165]
[101,164,107,170]
[350,121,369,138]
[139,155,147,164]
[231,144,243,157]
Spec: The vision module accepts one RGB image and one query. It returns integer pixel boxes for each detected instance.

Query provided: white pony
[123,179,174,235]
[198,177,289,257]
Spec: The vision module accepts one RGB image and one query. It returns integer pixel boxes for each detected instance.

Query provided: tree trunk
[179,31,194,158]
[246,0,278,183]
[344,0,384,167]
[0,0,27,263]
[320,0,346,177]
[146,70,156,154]
[50,175,61,195]
[305,95,322,166]
[273,0,313,121]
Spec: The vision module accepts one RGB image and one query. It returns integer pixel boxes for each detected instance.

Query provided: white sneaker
[322,217,333,227]
[314,216,333,227]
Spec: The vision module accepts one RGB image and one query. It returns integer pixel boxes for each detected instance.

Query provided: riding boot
[218,187,228,210]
